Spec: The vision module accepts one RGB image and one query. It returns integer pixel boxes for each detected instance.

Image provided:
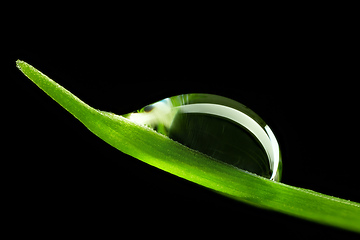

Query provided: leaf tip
[16,59,25,71]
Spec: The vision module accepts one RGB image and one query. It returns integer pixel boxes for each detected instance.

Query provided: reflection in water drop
[125,94,282,181]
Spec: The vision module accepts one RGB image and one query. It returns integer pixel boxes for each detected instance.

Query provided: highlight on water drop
[125,94,282,181]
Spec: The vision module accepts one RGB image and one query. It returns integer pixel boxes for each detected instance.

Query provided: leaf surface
[16,60,360,233]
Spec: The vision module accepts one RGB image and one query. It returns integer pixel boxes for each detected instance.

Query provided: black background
[5,9,359,238]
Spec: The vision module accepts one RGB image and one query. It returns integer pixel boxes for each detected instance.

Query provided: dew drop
[125,94,282,181]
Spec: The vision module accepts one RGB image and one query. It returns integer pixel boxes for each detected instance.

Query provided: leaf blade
[16,60,360,233]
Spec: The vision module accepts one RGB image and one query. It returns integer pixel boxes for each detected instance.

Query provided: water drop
[125,94,282,181]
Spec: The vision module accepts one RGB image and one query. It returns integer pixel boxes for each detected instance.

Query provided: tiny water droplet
[125,94,282,181]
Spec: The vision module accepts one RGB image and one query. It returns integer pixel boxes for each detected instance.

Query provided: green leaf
[16,60,360,233]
